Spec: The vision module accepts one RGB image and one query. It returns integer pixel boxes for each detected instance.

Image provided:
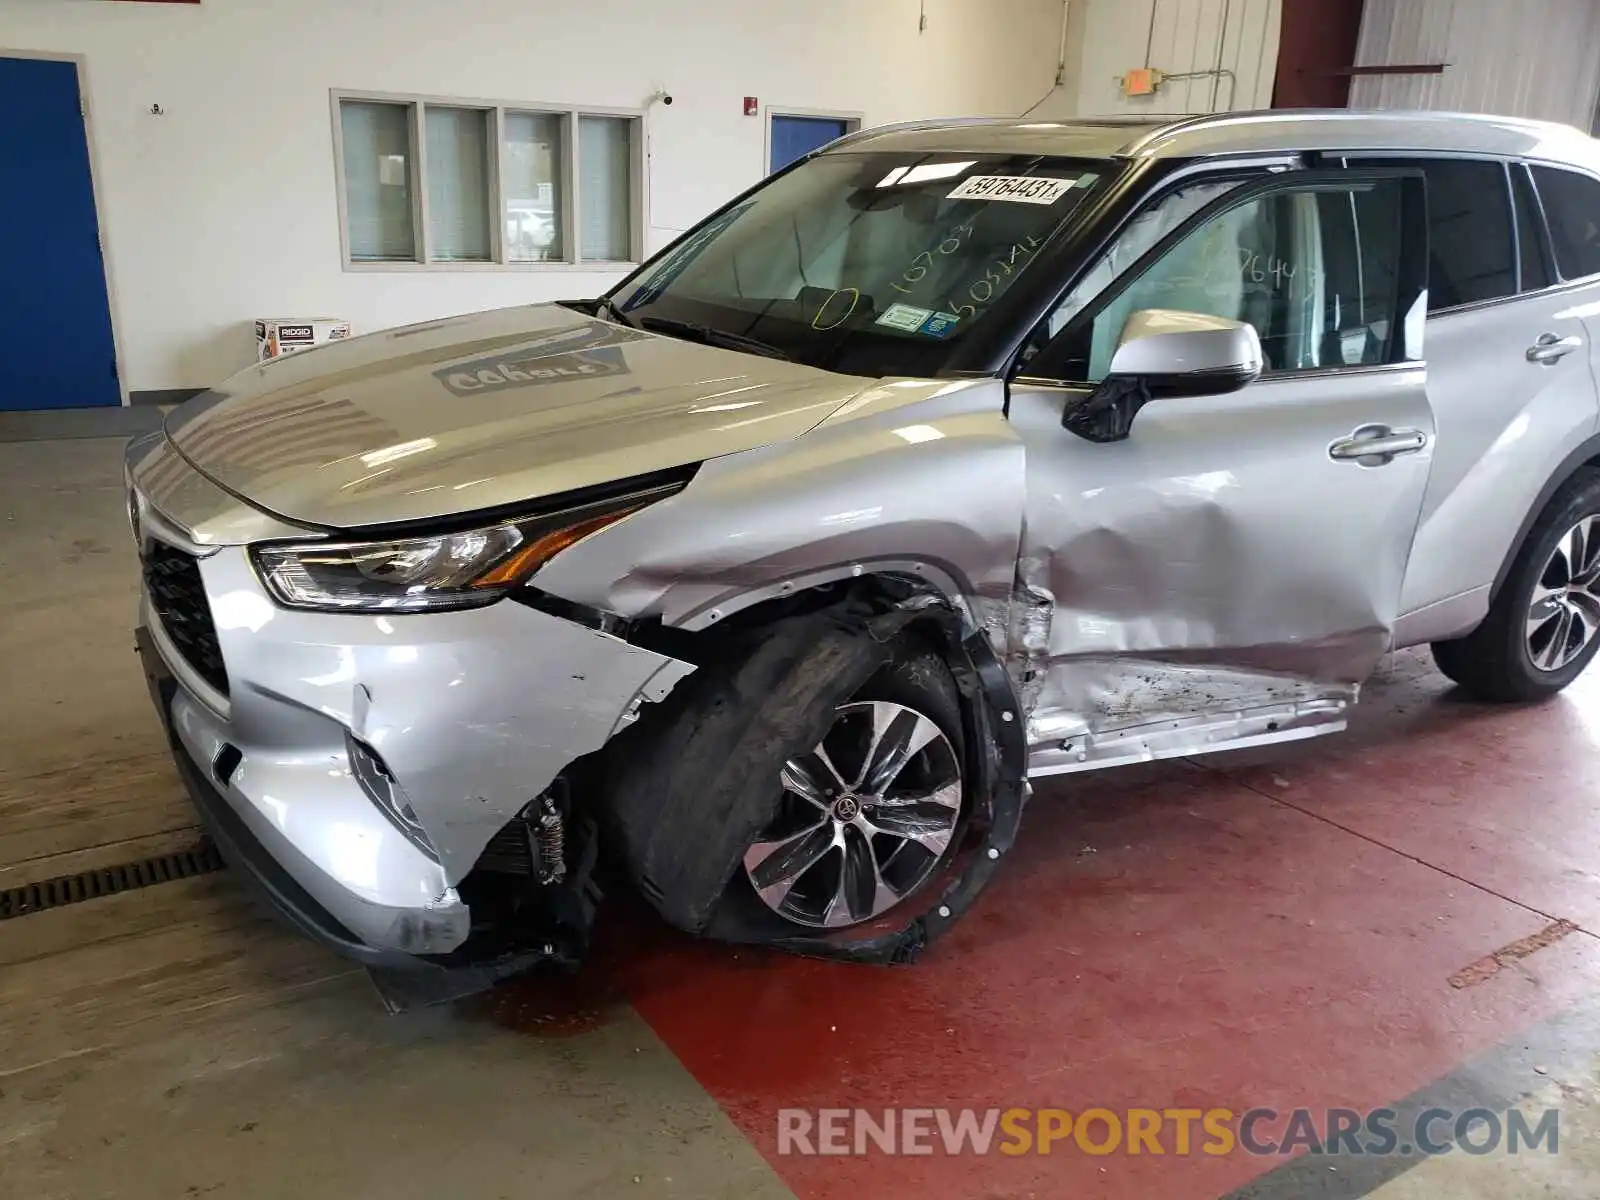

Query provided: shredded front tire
[596,590,1027,963]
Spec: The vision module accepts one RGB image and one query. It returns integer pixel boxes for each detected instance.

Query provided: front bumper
[139,626,451,969]
[129,445,694,967]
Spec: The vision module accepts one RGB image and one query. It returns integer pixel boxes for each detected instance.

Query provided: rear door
[1346,157,1600,644]
[1007,168,1434,774]
[0,55,120,409]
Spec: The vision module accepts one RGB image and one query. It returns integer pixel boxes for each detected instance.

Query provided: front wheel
[739,654,967,931]
[1432,468,1600,702]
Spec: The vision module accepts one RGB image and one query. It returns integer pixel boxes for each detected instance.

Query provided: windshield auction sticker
[947,175,1077,205]
[877,303,935,332]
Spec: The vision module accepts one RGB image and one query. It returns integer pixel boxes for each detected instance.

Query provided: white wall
[1353,0,1600,131]
[1048,0,1280,119]
[0,0,1067,394]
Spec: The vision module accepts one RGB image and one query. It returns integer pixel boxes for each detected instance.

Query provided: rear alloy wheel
[741,699,963,930]
[1433,467,1600,702]
[1525,515,1600,672]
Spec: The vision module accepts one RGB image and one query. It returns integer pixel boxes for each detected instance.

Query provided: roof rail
[1117,107,1591,159]
[1116,110,1260,157]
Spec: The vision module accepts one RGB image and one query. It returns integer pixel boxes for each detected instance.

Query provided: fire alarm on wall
[744,97,759,116]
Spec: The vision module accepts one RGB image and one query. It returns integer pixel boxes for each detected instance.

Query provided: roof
[829,110,1600,170]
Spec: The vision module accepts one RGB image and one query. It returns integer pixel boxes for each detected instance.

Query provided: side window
[1512,165,1554,291]
[1040,179,1405,382]
[1043,177,1247,338]
[1368,159,1515,309]
[1531,165,1600,280]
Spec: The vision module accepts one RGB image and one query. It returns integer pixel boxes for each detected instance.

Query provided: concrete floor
[4,426,1600,1199]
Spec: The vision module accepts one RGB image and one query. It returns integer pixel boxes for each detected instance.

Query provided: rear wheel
[1432,468,1600,702]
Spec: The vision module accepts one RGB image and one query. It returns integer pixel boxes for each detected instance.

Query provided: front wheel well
[575,571,1027,963]
[605,571,970,668]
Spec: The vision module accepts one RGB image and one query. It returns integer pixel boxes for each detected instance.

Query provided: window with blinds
[504,112,565,263]
[579,115,633,261]
[340,101,416,262]
[334,93,640,269]
[424,107,492,262]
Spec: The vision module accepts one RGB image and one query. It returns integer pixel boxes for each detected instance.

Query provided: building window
[339,100,416,262]
[333,92,643,269]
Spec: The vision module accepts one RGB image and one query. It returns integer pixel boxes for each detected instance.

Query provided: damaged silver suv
[129,111,1600,981]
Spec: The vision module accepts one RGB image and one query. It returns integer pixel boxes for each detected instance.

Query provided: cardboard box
[256,318,352,362]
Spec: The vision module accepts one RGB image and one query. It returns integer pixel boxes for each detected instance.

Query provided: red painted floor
[500,650,1600,1199]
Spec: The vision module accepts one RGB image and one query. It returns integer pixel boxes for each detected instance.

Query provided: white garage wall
[0,0,1067,394]
[1061,0,1281,120]
[1352,0,1600,131]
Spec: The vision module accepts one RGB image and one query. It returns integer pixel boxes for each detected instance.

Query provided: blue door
[770,115,852,174]
[0,56,120,409]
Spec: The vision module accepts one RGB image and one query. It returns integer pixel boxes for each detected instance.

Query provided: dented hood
[165,304,873,529]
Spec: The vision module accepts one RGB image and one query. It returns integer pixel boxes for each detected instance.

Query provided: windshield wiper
[637,315,790,361]
[594,296,636,329]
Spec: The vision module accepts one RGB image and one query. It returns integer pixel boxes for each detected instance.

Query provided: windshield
[609,152,1107,377]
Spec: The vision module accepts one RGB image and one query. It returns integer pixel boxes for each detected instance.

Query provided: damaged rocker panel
[1026,685,1355,775]
[1019,653,1358,774]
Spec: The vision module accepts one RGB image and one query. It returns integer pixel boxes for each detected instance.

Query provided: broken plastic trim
[1061,376,1153,443]
[753,592,1030,965]
[512,587,709,664]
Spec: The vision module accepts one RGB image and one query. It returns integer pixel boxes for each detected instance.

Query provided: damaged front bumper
[134,528,693,974]
[139,625,468,970]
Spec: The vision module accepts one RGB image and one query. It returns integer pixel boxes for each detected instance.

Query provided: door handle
[1527,333,1583,364]
[1329,425,1429,465]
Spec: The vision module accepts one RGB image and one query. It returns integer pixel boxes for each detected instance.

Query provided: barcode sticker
[947,176,1077,205]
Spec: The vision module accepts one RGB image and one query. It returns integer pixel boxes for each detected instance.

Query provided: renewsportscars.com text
[776,1106,1560,1158]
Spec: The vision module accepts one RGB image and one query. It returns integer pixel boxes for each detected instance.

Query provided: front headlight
[252,479,683,613]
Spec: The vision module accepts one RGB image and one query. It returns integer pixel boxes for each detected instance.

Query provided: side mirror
[1063,309,1264,443]
[1106,309,1265,396]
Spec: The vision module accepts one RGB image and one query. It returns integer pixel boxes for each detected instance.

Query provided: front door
[1007,169,1434,774]
[0,56,120,410]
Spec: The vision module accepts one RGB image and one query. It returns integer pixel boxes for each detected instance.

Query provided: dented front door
[1006,169,1433,775]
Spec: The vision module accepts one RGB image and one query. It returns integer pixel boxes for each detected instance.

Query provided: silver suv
[129,110,1600,980]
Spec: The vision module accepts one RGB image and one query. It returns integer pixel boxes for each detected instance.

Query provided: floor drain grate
[0,839,227,921]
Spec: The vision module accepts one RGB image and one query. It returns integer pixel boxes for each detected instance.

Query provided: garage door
[0,56,120,410]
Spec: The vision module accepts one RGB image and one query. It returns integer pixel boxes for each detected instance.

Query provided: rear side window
[1417,159,1517,308]
[1532,165,1600,280]
[1351,158,1516,308]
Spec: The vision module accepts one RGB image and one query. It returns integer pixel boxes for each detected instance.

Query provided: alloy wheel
[1527,515,1600,672]
[741,700,963,930]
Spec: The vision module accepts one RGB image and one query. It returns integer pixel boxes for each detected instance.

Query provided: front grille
[143,541,229,696]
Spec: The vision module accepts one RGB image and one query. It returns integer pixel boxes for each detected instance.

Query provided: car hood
[165,303,875,529]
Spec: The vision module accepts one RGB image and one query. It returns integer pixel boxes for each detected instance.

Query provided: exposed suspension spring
[533,779,568,885]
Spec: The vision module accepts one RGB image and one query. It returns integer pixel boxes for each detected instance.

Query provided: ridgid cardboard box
[256,318,352,362]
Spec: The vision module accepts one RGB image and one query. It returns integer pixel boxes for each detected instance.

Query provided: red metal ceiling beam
[1320,63,1449,77]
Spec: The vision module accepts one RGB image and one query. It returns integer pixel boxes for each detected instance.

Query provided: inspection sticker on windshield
[948,175,1078,205]
[877,303,935,332]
